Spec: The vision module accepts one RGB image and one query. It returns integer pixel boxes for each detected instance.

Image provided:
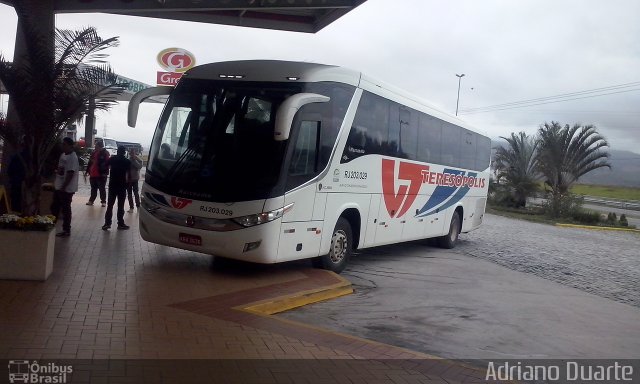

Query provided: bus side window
[418,114,441,164]
[460,129,477,170]
[476,136,492,171]
[289,120,319,176]
[387,103,400,157]
[399,107,417,160]
[368,95,389,156]
[441,122,461,168]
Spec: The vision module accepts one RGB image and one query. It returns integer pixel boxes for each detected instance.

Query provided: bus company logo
[381,159,486,218]
[145,193,192,210]
[8,360,72,383]
[382,159,428,218]
[171,197,193,209]
[157,48,196,73]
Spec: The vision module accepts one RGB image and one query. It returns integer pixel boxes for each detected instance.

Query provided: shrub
[488,183,519,207]
[543,192,584,218]
[619,214,629,227]
[571,210,601,225]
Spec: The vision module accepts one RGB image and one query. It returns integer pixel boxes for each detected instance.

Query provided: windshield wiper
[163,144,199,181]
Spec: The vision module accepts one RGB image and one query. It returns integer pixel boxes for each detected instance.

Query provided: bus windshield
[147,79,303,202]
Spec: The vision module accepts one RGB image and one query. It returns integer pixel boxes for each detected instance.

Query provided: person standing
[84,141,109,207]
[51,137,79,237]
[126,148,143,211]
[84,140,110,207]
[102,146,131,230]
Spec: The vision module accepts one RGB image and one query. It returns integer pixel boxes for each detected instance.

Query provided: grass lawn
[571,184,640,201]
[486,205,636,229]
[486,206,556,225]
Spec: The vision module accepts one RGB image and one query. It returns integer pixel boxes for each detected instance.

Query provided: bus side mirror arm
[274,93,330,141]
[128,86,173,128]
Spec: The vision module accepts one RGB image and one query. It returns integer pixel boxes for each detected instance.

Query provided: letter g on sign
[157,48,196,73]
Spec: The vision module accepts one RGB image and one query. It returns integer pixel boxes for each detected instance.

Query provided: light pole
[455,73,465,116]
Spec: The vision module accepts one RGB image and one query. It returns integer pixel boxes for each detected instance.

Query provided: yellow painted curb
[242,273,353,315]
[556,223,640,233]
[236,272,490,368]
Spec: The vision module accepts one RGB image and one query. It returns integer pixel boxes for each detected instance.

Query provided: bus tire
[313,217,352,273]
[438,211,461,249]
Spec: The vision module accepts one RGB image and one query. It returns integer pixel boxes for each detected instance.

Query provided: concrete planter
[0,229,55,281]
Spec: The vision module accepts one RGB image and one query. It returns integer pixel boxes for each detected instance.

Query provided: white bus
[128,60,491,272]
[94,137,119,156]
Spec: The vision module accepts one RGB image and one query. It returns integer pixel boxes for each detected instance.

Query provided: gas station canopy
[0,0,366,33]
[0,0,366,146]
[0,0,367,95]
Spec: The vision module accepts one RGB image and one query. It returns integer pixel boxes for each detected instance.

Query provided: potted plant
[0,213,56,280]
[0,7,124,281]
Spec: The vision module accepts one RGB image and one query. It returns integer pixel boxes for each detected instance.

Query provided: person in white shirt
[51,137,79,237]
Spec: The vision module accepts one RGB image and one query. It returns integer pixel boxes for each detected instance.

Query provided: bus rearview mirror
[128,86,173,127]
[274,93,330,141]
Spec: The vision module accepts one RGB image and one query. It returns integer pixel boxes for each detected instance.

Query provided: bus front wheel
[438,211,461,249]
[313,217,352,273]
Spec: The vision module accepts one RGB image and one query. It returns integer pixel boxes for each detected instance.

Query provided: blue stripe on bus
[416,169,464,216]
[428,171,478,214]
[416,170,478,217]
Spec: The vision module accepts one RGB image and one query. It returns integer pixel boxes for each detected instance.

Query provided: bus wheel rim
[451,219,459,242]
[331,230,347,263]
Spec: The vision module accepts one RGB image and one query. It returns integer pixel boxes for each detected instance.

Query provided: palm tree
[0,19,124,214]
[493,132,539,207]
[537,121,611,216]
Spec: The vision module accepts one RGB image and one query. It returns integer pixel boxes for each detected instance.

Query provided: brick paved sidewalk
[0,196,494,383]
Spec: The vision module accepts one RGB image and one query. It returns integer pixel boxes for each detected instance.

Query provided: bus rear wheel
[313,217,352,273]
[438,211,461,249]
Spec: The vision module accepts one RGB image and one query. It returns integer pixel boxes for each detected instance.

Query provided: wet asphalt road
[280,214,640,359]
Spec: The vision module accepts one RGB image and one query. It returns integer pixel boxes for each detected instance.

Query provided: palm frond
[0,17,124,215]
[536,121,611,195]
[493,131,539,206]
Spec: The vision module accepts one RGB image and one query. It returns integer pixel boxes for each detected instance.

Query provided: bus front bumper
[138,208,282,264]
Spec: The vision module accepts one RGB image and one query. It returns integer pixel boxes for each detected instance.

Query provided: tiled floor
[0,197,494,383]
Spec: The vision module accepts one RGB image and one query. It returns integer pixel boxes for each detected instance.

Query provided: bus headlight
[232,203,294,227]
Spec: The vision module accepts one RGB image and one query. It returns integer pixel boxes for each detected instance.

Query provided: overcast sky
[1,0,639,154]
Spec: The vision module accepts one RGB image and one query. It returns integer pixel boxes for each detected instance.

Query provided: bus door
[280,115,325,261]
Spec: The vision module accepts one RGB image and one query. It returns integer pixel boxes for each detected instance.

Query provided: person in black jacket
[102,146,131,230]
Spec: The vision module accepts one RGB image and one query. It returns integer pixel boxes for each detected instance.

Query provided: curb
[555,223,640,233]
[242,272,354,315]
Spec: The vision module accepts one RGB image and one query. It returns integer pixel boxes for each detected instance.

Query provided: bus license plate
[179,233,202,246]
